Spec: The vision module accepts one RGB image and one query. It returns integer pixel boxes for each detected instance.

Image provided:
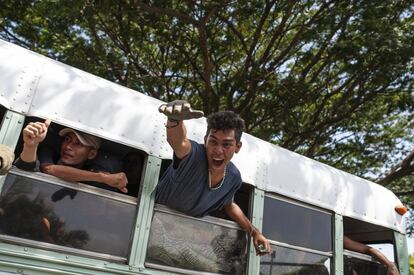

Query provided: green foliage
[0,0,413,206]
[410,253,414,274]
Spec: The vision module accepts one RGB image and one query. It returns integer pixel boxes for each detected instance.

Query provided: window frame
[0,168,139,262]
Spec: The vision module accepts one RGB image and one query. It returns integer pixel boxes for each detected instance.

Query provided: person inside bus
[344,236,400,275]
[157,100,271,256]
[0,144,14,175]
[14,119,128,193]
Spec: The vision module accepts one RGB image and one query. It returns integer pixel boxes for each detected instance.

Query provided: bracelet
[165,119,180,128]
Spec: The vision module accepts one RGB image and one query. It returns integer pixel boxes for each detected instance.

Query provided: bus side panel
[394,231,409,275]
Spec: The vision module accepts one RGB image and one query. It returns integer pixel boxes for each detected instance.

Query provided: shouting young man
[156,100,270,255]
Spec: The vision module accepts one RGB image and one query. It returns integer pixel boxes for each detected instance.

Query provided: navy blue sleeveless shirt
[155,140,242,217]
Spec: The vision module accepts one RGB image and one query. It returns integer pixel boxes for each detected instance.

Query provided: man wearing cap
[15,119,128,193]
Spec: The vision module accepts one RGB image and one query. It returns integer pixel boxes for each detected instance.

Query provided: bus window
[209,183,252,220]
[122,150,145,197]
[0,105,6,124]
[0,169,137,262]
[260,195,332,275]
[159,159,172,179]
[344,252,387,275]
[260,246,330,275]
[262,196,332,252]
[344,217,397,274]
[14,118,146,197]
[145,204,248,275]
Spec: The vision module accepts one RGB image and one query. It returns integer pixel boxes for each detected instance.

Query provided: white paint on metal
[0,39,406,233]
[0,41,44,113]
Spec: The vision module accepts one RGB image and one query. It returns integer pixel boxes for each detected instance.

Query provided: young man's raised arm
[165,119,191,159]
[159,100,203,159]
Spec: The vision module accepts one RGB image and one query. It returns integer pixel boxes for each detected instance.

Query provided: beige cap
[59,128,101,149]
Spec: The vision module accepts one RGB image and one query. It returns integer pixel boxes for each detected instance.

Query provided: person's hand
[23,119,51,147]
[102,172,128,193]
[158,100,204,121]
[386,263,400,275]
[252,230,271,256]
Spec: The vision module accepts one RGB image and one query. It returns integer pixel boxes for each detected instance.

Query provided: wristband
[165,119,180,128]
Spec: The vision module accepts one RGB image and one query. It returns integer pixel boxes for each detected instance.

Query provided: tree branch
[133,0,198,25]
[377,148,414,186]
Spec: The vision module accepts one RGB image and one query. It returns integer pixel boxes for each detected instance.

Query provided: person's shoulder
[227,161,240,173]
[189,139,202,147]
[227,161,242,180]
[188,139,205,154]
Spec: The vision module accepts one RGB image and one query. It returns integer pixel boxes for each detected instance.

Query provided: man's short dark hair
[206,111,245,143]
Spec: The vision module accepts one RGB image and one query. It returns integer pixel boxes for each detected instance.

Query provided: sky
[369,236,413,262]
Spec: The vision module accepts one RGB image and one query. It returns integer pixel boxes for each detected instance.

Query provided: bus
[0,39,409,275]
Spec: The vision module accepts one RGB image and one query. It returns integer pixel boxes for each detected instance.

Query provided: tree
[0,0,413,205]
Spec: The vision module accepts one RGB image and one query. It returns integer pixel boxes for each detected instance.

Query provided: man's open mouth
[212,158,224,167]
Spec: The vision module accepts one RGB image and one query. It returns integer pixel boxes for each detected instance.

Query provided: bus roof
[0,39,405,233]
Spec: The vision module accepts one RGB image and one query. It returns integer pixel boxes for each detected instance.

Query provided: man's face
[204,129,242,173]
[60,133,97,167]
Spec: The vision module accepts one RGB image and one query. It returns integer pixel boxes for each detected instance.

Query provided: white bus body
[0,39,409,275]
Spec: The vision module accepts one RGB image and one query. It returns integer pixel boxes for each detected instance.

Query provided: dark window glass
[344,255,387,275]
[0,172,137,260]
[210,183,251,220]
[146,206,247,275]
[0,105,6,121]
[263,196,332,252]
[260,244,331,275]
